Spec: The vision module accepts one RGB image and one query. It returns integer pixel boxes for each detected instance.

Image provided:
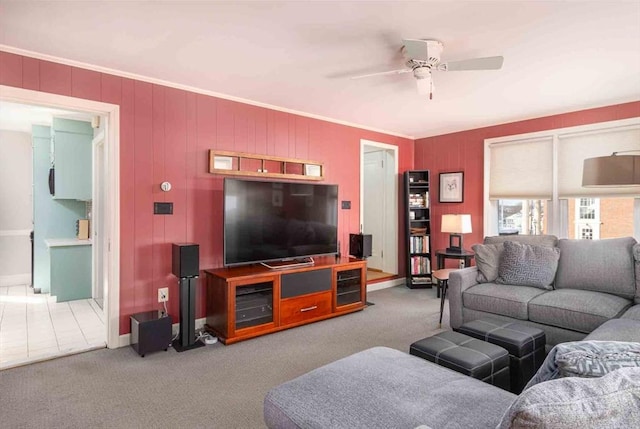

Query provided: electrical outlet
[158,287,169,303]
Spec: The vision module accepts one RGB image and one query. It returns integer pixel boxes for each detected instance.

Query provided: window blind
[489,138,553,200]
[558,127,640,198]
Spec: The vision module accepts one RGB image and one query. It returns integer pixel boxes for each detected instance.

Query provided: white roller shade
[489,138,553,200]
[558,127,640,197]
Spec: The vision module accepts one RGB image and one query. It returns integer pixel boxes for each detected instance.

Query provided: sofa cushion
[463,283,547,320]
[496,241,560,289]
[471,243,503,283]
[634,243,640,304]
[528,289,632,333]
[555,237,637,299]
[498,367,640,429]
[586,318,640,342]
[263,346,517,429]
[621,304,640,321]
[484,234,558,248]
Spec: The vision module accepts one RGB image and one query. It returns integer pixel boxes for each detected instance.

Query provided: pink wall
[0,51,413,334]
[415,101,640,268]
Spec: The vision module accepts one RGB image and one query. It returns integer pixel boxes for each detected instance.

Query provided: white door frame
[360,139,398,275]
[0,85,121,349]
[92,131,105,304]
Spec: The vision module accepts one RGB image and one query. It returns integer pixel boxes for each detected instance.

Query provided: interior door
[363,151,384,270]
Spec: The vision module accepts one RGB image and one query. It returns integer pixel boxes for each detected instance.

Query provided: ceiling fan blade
[349,68,413,79]
[402,38,431,60]
[442,56,504,71]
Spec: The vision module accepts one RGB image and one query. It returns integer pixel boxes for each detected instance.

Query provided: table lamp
[441,214,472,253]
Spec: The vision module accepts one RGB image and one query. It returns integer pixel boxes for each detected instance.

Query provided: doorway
[0,85,120,368]
[360,139,398,280]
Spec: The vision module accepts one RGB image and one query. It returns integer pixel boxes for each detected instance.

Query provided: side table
[435,248,474,270]
[432,268,456,328]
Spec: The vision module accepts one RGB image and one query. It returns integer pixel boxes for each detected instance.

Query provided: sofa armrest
[448,267,479,329]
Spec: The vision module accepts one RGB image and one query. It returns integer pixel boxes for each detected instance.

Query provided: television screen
[223,178,339,266]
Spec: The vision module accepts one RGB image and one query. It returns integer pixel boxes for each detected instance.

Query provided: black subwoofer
[349,234,372,259]
[172,243,199,278]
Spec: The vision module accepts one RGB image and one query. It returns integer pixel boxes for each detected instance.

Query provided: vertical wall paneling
[215,98,235,152]
[71,67,101,101]
[254,107,268,155]
[39,60,72,96]
[151,85,166,305]
[132,81,154,312]
[118,78,136,331]
[294,116,309,160]
[163,87,188,317]
[0,51,23,87]
[22,56,40,91]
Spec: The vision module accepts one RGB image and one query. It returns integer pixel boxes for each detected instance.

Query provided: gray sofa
[264,236,640,428]
[449,236,640,347]
[264,319,640,429]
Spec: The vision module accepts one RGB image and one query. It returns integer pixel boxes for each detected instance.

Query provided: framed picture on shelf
[439,171,464,203]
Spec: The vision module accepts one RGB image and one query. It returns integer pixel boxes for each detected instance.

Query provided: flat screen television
[223,178,339,267]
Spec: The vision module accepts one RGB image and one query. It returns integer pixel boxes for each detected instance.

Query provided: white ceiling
[1,1,639,139]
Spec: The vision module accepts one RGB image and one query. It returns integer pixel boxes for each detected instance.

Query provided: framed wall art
[439,171,464,203]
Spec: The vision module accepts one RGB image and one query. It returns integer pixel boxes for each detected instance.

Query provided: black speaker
[349,234,372,259]
[172,243,199,278]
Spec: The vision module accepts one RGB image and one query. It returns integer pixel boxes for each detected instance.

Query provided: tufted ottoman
[410,331,510,390]
[458,318,546,393]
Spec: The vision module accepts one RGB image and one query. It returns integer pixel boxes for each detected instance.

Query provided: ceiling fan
[351,39,504,99]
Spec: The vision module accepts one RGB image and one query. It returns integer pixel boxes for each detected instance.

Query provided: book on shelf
[408,192,429,208]
[410,256,431,275]
[410,235,430,254]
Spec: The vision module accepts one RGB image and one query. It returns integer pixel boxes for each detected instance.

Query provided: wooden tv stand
[204,256,366,344]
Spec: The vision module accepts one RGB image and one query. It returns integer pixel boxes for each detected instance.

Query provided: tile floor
[0,284,105,370]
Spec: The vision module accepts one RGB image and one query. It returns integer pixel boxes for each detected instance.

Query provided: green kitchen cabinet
[52,118,93,201]
[48,241,92,302]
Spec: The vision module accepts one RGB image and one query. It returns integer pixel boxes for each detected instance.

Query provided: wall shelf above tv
[209,150,324,181]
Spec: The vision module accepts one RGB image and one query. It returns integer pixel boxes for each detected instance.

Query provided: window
[498,200,547,235]
[485,118,640,240]
[580,226,593,240]
[578,198,596,220]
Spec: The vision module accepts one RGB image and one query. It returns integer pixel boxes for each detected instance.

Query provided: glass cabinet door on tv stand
[235,281,274,330]
[334,265,366,311]
[404,170,432,288]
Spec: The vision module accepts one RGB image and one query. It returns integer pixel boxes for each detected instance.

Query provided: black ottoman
[458,318,546,394]
[410,331,510,391]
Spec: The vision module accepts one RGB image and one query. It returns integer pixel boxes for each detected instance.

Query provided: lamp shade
[582,155,640,187]
[441,214,472,234]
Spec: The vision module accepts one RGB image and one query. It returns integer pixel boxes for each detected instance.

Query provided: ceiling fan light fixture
[413,67,434,98]
[415,76,430,95]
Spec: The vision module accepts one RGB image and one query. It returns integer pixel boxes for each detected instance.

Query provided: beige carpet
[0,285,449,428]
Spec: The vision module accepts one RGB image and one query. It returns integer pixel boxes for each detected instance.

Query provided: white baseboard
[0,273,31,287]
[117,317,207,348]
[367,277,405,292]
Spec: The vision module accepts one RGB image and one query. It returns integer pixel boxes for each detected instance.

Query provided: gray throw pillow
[498,367,640,429]
[526,340,640,390]
[556,340,640,378]
[496,241,560,289]
[471,243,503,283]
